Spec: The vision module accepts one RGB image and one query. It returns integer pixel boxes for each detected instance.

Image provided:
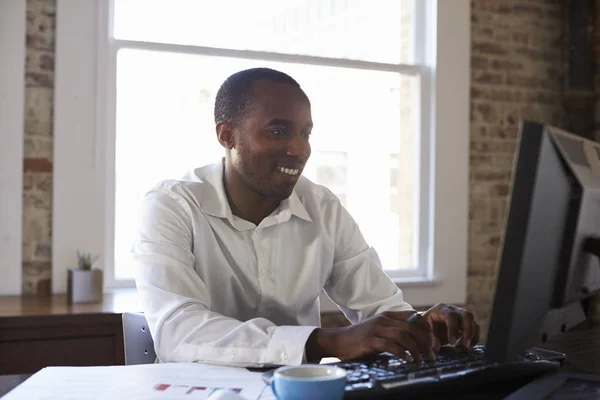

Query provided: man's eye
[271,129,286,136]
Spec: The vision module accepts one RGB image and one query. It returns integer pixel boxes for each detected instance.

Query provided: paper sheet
[3,363,274,400]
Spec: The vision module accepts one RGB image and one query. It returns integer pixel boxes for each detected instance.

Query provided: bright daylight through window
[111,0,425,281]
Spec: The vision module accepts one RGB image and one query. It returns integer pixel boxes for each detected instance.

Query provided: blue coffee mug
[270,365,347,400]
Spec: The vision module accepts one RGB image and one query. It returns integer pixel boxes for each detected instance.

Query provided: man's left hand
[421,303,480,351]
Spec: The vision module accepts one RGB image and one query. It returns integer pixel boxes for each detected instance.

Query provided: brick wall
[468,0,567,336]
[22,0,55,295]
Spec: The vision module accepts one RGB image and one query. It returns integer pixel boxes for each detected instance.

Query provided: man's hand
[422,303,480,351]
[305,311,436,363]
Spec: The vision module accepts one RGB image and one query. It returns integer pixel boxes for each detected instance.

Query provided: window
[54,0,470,307]
[112,0,422,280]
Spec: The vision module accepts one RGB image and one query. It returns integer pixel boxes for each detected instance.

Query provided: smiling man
[133,68,479,367]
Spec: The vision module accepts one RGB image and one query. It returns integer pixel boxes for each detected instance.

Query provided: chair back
[122,312,156,365]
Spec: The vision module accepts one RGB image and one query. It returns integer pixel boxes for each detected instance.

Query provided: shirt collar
[200,161,313,223]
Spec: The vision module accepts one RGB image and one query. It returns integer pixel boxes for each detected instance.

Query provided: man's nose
[286,134,310,159]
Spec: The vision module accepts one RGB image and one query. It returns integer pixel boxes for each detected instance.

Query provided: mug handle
[270,380,278,399]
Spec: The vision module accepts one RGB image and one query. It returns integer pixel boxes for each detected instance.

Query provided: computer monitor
[485,120,600,363]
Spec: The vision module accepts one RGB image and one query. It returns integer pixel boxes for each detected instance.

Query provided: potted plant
[67,250,103,304]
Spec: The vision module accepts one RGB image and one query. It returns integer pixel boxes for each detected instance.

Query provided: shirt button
[281,352,288,360]
[260,269,268,276]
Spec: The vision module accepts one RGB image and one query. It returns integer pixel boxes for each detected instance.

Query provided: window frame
[53,0,470,308]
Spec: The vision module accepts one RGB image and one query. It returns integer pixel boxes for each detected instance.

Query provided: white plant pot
[67,268,103,304]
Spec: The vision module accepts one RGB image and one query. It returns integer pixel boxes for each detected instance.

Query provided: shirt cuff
[266,325,318,366]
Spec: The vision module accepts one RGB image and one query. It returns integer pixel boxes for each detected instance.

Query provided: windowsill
[392,276,442,287]
[107,277,447,315]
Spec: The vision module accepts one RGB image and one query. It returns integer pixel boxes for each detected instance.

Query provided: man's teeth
[278,166,300,176]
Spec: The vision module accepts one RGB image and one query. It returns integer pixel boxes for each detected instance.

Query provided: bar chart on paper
[2,363,270,400]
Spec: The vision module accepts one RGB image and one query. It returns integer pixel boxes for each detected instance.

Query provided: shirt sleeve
[323,199,415,322]
[132,187,317,367]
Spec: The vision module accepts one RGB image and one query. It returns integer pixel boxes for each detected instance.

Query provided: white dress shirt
[133,161,413,367]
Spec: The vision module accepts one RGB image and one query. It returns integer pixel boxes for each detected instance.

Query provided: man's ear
[216,122,235,149]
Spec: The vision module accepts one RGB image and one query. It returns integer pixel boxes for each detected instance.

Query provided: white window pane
[114,49,419,279]
[113,0,415,65]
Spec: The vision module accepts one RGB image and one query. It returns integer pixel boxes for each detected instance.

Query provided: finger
[379,315,434,361]
[405,315,436,361]
[427,335,437,361]
[453,307,476,348]
[374,323,413,362]
[422,305,449,345]
[472,323,481,347]
[397,331,423,363]
[370,337,413,362]
[432,336,441,353]
[374,325,418,362]
[442,308,463,345]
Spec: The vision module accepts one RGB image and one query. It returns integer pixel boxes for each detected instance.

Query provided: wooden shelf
[0,289,141,317]
[0,289,141,375]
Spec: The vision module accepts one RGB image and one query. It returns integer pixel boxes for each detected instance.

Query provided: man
[133,68,479,367]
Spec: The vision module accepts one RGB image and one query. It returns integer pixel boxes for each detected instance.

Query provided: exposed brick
[26,0,56,51]
[544,7,563,21]
[490,89,515,102]
[472,41,508,56]
[468,0,567,332]
[24,136,53,159]
[515,47,560,62]
[471,102,499,123]
[22,261,52,296]
[24,88,54,137]
[524,91,560,105]
[471,87,490,100]
[491,184,509,196]
[507,73,540,88]
[488,125,518,140]
[25,72,53,88]
[469,197,488,221]
[472,170,511,182]
[470,154,494,168]
[513,4,544,18]
[23,0,56,296]
[22,190,51,211]
[35,243,51,259]
[472,71,504,84]
[471,140,516,154]
[23,173,34,191]
[471,55,490,69]
[491,60,524,71]
[23,157,52,172]
[473,26,494,41]
[512,32,529,45]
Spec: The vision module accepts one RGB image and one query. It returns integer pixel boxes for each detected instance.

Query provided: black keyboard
[261,345,562,399]
[337,345,560,398]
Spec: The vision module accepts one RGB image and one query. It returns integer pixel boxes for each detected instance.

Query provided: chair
[122,312,157,365]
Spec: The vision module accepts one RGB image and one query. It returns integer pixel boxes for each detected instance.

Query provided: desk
[0,290,140,375]
[2,324,600,399]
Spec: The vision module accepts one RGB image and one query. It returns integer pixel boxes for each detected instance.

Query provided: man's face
[230,80,312,200]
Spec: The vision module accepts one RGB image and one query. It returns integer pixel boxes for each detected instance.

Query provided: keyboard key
[350,382,374,391]
[377,373,408,383]
[380,376,437,389]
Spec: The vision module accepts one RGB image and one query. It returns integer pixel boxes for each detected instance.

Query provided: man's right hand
[305,311,436,363]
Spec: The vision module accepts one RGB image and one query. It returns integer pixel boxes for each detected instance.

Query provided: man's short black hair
[214,68,300,124]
